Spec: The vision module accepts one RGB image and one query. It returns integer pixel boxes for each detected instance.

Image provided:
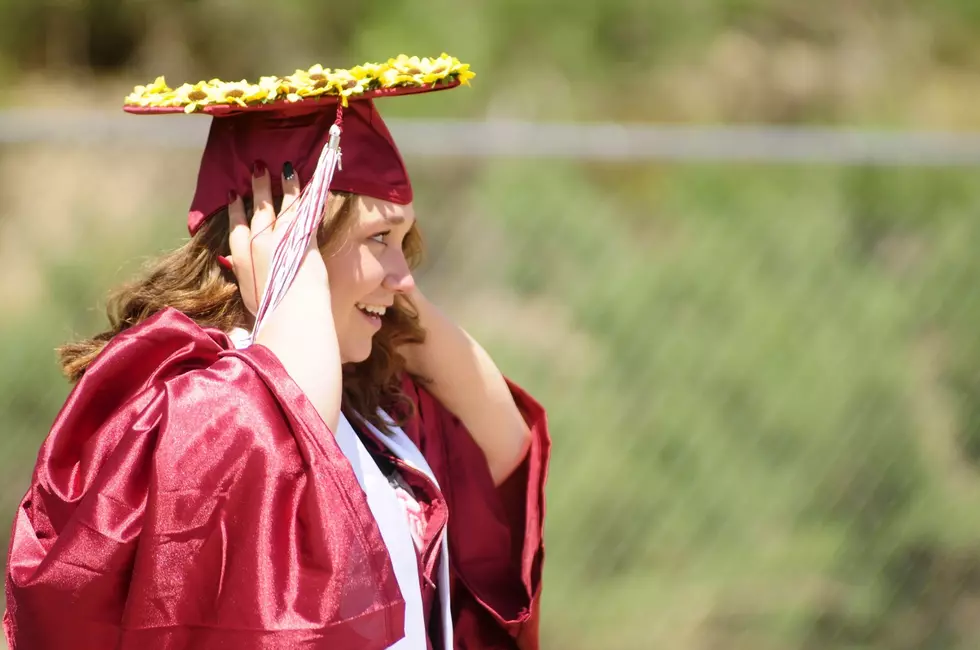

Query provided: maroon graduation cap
[123,55,474,234]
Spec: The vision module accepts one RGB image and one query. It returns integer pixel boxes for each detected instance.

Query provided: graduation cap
[124,54,475,234]
[123,54,474,341]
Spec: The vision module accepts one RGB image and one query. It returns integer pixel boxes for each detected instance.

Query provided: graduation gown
[3,308,549,650]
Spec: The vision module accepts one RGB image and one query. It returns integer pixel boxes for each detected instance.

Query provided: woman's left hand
[399,290,532,485]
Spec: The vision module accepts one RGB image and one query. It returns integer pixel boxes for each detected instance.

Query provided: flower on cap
[124,76,171,107]
[327,69,370,106]
[419,55,451,84]
[258,75,286,102]
[379,66,418,88]
[451,62,476,86]
[351,62,386,83]
[220,80,271,107]
[173,81,217,113]
[124,54,475,112]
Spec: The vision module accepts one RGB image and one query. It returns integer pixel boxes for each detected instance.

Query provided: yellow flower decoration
[379,66,418,88]
[124,75,170,106]
[351,62,385,80]
[124,54,475,112]
[453,63,476,86]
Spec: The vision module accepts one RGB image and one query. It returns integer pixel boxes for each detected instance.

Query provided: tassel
[248,121,343,344]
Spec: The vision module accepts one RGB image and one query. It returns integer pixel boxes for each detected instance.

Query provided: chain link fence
[3,117,980,649]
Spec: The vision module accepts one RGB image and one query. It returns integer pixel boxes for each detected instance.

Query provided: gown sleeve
[4,308,405,650]
[399,374,551,650]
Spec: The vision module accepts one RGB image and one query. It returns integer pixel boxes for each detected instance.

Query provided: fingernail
[253,161,266,177]
[283,161,295,180]
[217,255,233,271]
[227,190,238,203]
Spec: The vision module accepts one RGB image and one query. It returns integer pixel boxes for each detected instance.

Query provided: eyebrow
[383,214,415,227]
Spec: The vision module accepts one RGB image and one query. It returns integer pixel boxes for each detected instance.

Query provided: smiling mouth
[356,302,388,317]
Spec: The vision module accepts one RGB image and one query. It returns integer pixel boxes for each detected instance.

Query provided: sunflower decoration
[383,54,474,88]
[350,61,387,88]
[328,68,370,100]
[124,54,475,113]
[125,75,169,102]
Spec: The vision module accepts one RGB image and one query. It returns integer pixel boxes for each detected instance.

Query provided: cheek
[325,246,386,304]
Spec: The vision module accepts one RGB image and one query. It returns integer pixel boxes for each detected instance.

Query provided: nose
[382,251,416,294]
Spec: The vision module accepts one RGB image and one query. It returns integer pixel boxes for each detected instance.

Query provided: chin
[342,341,374,365]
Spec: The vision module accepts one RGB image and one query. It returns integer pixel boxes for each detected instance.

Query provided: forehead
[353,195,416,226]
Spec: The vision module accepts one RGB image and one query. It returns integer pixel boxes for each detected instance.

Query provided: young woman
[4,55,549,650]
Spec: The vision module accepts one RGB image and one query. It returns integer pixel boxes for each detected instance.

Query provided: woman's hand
[400,290,532,485]
[226,162,325,314]
[224,161,341,433]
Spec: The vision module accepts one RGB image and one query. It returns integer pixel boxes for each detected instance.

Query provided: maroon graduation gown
[3,308,549,650]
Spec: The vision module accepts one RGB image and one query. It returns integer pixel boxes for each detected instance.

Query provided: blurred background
[4,1,980,649]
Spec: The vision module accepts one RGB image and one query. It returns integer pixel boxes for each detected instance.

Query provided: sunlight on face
[324,195,417,364]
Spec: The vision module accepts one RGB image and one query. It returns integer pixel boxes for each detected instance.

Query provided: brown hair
[57,192,427,432]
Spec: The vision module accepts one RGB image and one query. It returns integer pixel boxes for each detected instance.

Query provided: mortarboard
[124,54,475,234]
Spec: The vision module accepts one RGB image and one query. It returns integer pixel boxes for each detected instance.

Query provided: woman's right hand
[226,161,326,315]
[225,160,341,433]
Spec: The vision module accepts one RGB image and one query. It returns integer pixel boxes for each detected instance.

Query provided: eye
[369,231,390,245]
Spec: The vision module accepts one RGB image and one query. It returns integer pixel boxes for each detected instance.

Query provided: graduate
[4,54,549,650]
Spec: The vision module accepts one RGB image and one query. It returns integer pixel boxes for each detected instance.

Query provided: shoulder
[85,307,296,404]
[55,309,309,483]
[82,308,233,392]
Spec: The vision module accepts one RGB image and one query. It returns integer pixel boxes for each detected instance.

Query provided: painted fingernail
[227,190,238,203]
[283,161,295,180]
[217,255,233,271]
[253,161,266,177]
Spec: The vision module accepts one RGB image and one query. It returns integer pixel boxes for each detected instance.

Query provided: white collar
[361,414,454,650]
[229,327,251,350]
[333,413,429,649]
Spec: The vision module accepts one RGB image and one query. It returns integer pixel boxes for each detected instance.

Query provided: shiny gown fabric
[4,308,549,650]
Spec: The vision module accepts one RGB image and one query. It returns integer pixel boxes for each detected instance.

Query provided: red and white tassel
[248,122,343,344]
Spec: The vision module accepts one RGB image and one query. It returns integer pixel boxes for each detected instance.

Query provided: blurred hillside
[3,2,980,649]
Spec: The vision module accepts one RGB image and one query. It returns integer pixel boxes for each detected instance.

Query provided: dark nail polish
[283,161,295,180]
[217,255,233,271]
[253,161,266,177]
[227,190,238,203]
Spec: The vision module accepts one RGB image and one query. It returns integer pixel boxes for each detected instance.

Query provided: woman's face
[324,195,417,364]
